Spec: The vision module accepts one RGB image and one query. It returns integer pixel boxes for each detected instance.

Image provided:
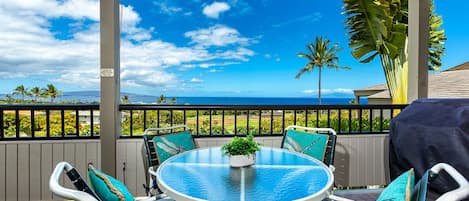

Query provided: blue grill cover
[389,99,469,195]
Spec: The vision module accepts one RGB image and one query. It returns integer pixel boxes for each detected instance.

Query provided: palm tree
[157,94,166,104]
[13,85,27,101]
[44,84,61,102]
[342,0,446,104]
[296,36,350,105]
[5,95,14,103]
[170,97,177,105]
[121,95,130,104]
[30,86,42,102]
[40,88,48,102]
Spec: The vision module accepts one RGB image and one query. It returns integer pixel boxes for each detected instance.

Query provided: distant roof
[354,84,387,92]
[356,68,469,99]
[444,61,469,72]
[428,69,469,98]
[367,90,390,99]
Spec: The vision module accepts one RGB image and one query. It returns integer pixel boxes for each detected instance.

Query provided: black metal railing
[0,104,407,140]
[119,104,407,137]
[0,104,100,140]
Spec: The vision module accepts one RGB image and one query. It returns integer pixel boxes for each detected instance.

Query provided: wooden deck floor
[324,188,444,201]
[324,188,383,201]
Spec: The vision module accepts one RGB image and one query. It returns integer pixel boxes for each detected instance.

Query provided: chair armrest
[149,166,158,177]
[144,125,190,135]
[329,165,336,172]
[49,162,99,201]
[285,125,337,135]
[432,163,469,201]
[328,194,355,201]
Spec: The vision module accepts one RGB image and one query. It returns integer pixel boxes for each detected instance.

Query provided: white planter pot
[229,154,256,167]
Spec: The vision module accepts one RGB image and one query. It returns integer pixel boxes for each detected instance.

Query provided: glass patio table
[156,147,334,201]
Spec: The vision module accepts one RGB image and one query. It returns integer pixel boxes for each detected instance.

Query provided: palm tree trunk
[380,38,408,104]
[318,67,322,105]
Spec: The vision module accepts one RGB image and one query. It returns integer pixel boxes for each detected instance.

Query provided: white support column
[100,0,120,176]
[408,0,430,103]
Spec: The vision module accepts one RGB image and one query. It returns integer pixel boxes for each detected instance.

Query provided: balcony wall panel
[0,135,389,200]
[29,143,41,200]
[6,144,17,201]
[334,134,389,186]
[52,144,64,200]
[116,141,126,183]
[116,140,148,197]
[40,144,53,200]
[0,145,5,201]
[0,140,101,201]
[63,143,76,189]
[125,142,138,196]
[17,144,29,201]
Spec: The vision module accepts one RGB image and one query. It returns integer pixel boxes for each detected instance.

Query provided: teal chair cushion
[282,130,329,161]
[153,130,196,164]
[88,164,134,201]
[377,169,415,201]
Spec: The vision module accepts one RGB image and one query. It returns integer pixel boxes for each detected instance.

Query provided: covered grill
[389,99,469,194]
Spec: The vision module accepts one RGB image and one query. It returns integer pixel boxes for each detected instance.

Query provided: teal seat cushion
[153,130,196,163]
[282,130,329,161]
[88,164,134,201]
[377,169,415,201]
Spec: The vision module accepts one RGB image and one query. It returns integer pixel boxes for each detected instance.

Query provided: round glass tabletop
[157,147,333,201]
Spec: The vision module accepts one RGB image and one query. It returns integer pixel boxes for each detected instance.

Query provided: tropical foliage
[157,94,166,104]
[296,36,350,105]
[156,95,177,104]
[13,84,27,101]
[342,0,446,104]
[5,84,63,103]
[121,95,130,104]
[170,97,177,104]
[44,84,62,102]
[30,87,42,102]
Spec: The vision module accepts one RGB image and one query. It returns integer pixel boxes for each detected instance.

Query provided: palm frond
[295,64,312,79]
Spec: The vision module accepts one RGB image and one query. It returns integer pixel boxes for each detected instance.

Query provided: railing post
[90,110,94,136]
[15,110,19,138]
[31,110,35,138]
[0,109,4,139]
[61,110,65,137]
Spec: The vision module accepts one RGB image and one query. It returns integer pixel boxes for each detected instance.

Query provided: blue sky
[0,0,468,97]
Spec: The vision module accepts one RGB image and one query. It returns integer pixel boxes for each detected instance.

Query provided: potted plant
[221,134,261,167]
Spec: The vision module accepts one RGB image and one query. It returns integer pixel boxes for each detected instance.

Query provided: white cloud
[198,62,239,68]
[302,88,354,94]
[153,1,183,15]
[272,12,322,28]
[0,0,255,92]
[3,0,100,21]
[302,90,316,94]
[190,78,204,83]
[185,25,252,47]
[208,68,223,73]
[121,68,177,87]
[202,2,230,19]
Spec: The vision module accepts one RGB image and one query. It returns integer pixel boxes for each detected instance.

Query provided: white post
[100,0,120,176]
[408,0,430,103]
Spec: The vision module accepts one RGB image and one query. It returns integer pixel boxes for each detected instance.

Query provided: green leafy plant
[221,134,261,156]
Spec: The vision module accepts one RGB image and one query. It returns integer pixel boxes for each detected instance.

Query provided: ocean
[4,91,363,105]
